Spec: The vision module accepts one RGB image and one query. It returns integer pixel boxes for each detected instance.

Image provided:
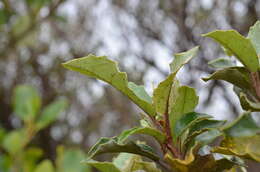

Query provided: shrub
[63,21,260,172]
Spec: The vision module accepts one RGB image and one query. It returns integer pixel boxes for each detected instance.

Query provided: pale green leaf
[34,160,54,172]
[113,153,134,170]
[121,154,162,172]
[208,58,235,69]
[203,30,259,71]
[3,129,26,154]
[170,46,199,73]
[57,148,91,172]
[63,55,155,116]
[13,85,41,122]
[248,20,260,56]
[128,82,152,104]
[84,160,121,172]
[36,98,68,130]
[113,153,162,172]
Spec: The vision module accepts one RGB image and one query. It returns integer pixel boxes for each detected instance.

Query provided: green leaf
[239,92,260,111]
[2,129,26,154]
[63,55,155,116]
[121,154,162,172]
[195,129,222,146]
[223,112,260,137]
[0,9,11,25]
[113,153,134,170]
[11,15,31,36]
[153,47,198,116]
[13,85,41,122]
[26,0,51,13]
[173,112,212,149]
[86,138,160,161]
[248,20,260,56]
[128,82,152,103]
[23,147,43,172]
[116,127,166,144]
[203,30,259,71]
[153,74,178,116]
[164,145,197,172]
[169,86,199,140]
[222,46,234,57]
[56,147,91,172]
[36,98,68,130]
[183,119,225,150]
[208,58,235,69]
[34,160,54,172]
[213,113,260,162]
[173,112,211,142]
[190,119,226,133]
[213,135,260,162]
[113,153,162,172]
[170,46,199,73]
[202,67,252,92]
[84,160,121,172]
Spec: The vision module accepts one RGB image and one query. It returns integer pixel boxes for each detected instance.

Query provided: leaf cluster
[63,21,260,172]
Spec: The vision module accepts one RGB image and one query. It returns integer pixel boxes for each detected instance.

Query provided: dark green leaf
[169,86,199,141]
[239,92,260,111]
[116,127,166,144]
[202,67,252,92]
[173,112,210,142]
[86,138,160,161]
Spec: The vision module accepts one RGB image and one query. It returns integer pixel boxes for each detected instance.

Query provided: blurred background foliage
[0,0,260,171]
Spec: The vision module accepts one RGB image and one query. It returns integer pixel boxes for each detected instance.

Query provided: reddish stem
[250,71,260,101]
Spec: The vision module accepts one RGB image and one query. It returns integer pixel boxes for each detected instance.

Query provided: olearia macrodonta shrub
[63,21,260,172]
